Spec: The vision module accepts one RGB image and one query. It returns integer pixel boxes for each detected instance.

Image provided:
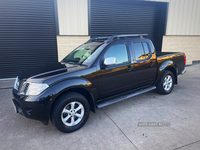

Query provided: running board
[97,86,156,108]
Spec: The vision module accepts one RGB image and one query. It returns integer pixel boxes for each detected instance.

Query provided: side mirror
[104,57,116,66]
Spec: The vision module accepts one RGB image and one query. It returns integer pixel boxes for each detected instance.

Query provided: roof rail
[85,36,110,44]
[105,34,148,42]
[85,34,148,44]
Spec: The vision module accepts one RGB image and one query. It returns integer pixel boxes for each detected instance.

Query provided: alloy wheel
[163,75,173,91]
[61,101,84,126]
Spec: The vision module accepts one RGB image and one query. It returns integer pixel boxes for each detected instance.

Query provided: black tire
[51,92,90,133]
[156,70,175,95]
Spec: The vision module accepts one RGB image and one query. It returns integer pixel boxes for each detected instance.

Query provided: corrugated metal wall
[89,0,168,51]
[146,0,200,35]
[57,0,88,35]
[0,0,58,78]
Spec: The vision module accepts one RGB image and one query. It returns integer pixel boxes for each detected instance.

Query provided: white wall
[146,0,200,35]
[57,0,88,35]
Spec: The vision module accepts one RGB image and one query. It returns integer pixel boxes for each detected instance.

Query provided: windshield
[61,42,104,66]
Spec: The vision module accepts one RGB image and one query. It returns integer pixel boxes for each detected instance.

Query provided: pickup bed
[12,34,186,133]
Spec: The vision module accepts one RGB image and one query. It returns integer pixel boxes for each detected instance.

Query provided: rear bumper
[181,68,186,75]
[12,87,56,124]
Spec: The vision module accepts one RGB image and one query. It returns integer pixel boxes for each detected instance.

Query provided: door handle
[127,66,134,71]
[149,62,155,67]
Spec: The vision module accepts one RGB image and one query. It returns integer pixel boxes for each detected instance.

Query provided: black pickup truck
[12,34,186,133]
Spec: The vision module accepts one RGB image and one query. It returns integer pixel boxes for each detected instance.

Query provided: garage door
[0,0,58,79]
[89,0,168,52]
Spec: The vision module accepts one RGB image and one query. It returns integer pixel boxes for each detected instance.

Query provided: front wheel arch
[51,92,90,132]
[51,87,95,115]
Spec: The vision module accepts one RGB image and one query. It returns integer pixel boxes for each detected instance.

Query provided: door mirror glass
[104,57,116,66]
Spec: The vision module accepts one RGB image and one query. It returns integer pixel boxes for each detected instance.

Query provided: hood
[18,62,87,80]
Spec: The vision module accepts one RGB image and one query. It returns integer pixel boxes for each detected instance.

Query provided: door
[131,42,157,88]
[97,43,133,99]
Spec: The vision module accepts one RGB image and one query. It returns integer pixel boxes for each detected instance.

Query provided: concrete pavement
[0,64,200,150]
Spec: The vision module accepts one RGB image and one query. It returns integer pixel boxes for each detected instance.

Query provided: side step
[97,86,156,108]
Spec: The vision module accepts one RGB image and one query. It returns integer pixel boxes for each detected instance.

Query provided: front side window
[104,44,129,65]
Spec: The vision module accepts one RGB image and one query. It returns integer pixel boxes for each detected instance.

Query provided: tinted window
[142,43,150,58]
[132,43,146,60]
[104,44,128,64]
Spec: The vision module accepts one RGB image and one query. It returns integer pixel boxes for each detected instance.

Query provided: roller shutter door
[0,0,58,78]
[89,0,168,52]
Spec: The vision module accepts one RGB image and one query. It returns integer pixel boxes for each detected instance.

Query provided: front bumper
[12,87,56,124]
[12,99,23,115]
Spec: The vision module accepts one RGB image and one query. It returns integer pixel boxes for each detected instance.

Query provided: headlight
[26,83,49,96]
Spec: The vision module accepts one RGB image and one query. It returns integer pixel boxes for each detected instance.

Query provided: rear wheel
[156,70,174,95]
[51,92,90,133]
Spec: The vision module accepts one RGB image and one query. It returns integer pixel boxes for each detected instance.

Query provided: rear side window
[104,44,128,64]
[132,42,150,61]
[142,43,150,58]
[132,43,146,60]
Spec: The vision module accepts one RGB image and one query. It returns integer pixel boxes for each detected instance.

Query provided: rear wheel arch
[156,70,175,95]
[165,66,177,84]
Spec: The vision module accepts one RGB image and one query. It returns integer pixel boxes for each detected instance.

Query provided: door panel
[97,64,133,98]
[97,43,133,98]
[131,42,157,88]
[132,57,157,88]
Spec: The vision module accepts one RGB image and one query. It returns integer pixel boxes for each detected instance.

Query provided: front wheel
[156,70,174,95]
[51,92,90,133]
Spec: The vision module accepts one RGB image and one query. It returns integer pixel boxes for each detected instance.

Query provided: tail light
[184,54,186,65]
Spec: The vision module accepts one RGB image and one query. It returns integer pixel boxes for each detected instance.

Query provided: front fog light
[26,83,49,96]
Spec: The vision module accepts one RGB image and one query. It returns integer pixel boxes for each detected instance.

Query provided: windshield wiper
[62,59,87,66]
[67,62,76,65]
[61,59,77,64]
